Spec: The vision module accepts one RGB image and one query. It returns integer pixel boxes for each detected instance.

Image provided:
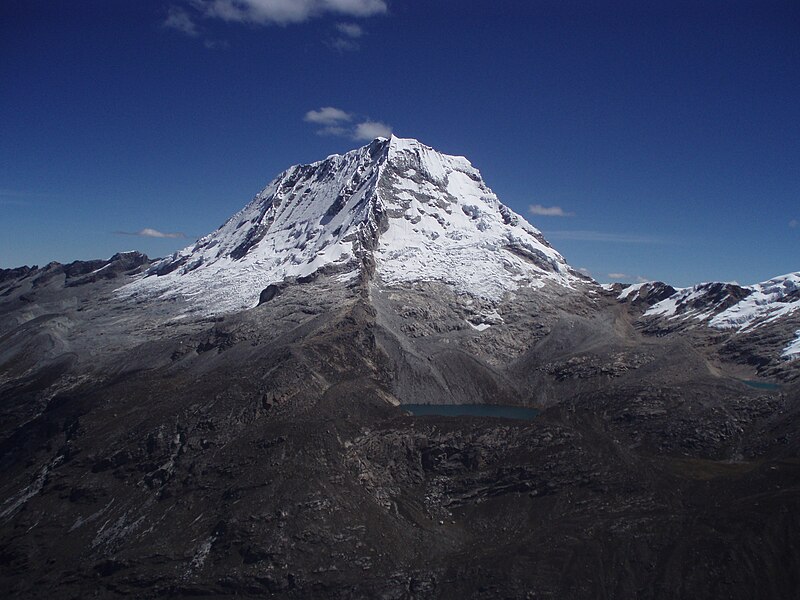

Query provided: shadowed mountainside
[1,253,798,599]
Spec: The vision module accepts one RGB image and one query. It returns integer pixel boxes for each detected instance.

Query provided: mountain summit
[124,136,581,314]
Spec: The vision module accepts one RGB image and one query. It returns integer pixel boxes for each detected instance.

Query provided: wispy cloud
[543,230,667,244]
[115,228,187,239]
[304,106,353,126]
[163,6,200,36]
[528,204,574,217]
[790,219,798,229]
[608,273,649,283]
[329,21,364,49]
[169,0,386,30]
[304,106,392,140]
[336,22,363,37]
[353,120,392,140]
[164,1,386,49]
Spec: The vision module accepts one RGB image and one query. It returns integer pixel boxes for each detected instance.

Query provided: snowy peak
[639,273,800,331]
[375,137,576,297]
[616,273,800,360]
[122,137,582,314]
[151,137,389,279]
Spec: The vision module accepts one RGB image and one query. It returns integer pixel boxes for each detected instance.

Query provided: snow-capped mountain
[615,273,800,360]
[643,273,800,330]
[122,136,582,314]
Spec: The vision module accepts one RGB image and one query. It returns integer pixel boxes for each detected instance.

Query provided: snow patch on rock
[782,330,800,360]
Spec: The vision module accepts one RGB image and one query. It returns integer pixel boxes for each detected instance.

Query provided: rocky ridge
[609,274,800,373]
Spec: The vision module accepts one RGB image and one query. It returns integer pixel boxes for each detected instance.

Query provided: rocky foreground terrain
[1,252,798,599]
[1,138,799,598]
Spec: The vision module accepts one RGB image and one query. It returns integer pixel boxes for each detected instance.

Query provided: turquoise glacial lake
[740,379,780,390]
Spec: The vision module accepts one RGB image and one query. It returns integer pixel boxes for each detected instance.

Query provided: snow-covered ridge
[121,136,581,315]
[613,281,677,304]
[641,272,800,336]
[617,282,649,301]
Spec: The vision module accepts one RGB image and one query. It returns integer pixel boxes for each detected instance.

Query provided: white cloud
[116,228,187,239]
[528,204,574,217]
[329,22,364,50]
[304,108,391,140]
[335,22,363,38]
[165,1,385,50]
[304,106,353,126]
[607,273,628,279]
[194,0,387,25]
[164,6,200,36]
[324,0,387,17]
[353,120,392,140]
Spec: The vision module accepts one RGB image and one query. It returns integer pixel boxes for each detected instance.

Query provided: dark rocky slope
[1,259,799,599]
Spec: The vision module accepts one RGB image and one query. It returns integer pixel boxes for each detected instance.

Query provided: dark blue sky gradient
[1,0,798,285]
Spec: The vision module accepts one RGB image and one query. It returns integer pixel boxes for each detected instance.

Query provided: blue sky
[1,0,798,285]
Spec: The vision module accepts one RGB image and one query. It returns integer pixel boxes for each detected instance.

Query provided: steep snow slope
[783,330,800,359]
[374,137,576,297]
[122,136,581,315]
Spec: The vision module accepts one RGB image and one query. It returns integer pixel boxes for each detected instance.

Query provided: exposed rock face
[1,140,799,598]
